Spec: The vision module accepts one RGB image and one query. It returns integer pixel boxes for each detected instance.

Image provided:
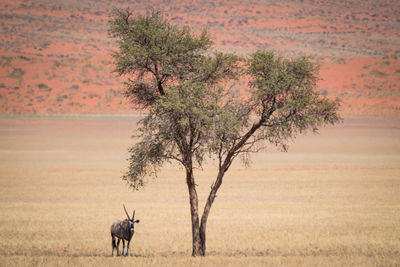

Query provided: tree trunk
[187,153,232,256]
[199,209,208,255]
[185,165,204,256]
[199,168,227,256]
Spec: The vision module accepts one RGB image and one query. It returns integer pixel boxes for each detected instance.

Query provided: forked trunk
[187,158,229,256]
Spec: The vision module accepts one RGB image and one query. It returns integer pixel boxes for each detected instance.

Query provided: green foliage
[123,139,166,190]
[124,80,224,187]
[247,50,341,151]
[109,10,211,81]
[110,10,241,189]
[109,9,342,190]
[110,9,237,111]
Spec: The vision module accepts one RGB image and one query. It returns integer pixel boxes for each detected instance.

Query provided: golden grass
[0,116,399,266]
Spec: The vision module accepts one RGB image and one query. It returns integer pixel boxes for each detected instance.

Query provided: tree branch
[165,154,185,165]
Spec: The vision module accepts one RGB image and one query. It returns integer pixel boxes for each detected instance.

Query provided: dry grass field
[0,116,399,266]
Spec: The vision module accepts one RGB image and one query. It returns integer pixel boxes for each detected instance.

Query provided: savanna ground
[0,116,399,266]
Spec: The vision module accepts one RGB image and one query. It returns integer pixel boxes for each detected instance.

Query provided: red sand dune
[0,0,399,117]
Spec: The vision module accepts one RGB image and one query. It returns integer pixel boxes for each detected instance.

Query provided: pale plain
[0,116,399,266]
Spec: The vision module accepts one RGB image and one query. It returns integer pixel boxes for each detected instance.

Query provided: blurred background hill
[0,0,399,117]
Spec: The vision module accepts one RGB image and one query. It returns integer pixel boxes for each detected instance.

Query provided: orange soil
[0,0,399,117]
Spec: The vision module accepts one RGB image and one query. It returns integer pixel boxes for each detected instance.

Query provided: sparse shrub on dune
[9,68,25,78]
[37,83,52,92]
[369,70,388,78]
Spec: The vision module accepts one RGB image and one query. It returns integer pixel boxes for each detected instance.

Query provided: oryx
[110,205,140,256]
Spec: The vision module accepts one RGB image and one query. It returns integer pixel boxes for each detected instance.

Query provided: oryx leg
[111,234,116,256]
[116,239,121,256]
[122,239,125,256]
[126,240,130,256]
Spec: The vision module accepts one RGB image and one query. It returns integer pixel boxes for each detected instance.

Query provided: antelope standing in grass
[111,205,140,256]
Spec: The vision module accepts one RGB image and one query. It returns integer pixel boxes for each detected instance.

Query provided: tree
[109,10,342,257]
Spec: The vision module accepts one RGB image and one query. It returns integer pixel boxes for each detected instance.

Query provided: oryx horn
[123,204,131,220]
